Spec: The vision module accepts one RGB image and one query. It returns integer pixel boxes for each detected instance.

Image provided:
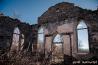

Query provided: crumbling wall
[38,2,98,61]
[0,16,37,53]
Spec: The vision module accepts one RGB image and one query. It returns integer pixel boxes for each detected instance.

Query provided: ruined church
[0,2,98,64]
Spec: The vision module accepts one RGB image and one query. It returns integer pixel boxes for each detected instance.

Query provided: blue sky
[0,0,98,24]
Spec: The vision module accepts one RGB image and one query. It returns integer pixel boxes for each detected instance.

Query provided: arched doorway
[52,34,64,63]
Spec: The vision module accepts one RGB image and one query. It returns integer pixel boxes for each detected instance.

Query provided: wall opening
[38,27,44,52]
[77,20,89,53]
[11,27,20,51]
[52,34,64,63]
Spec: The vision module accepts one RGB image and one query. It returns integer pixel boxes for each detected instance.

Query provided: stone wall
[0,2,98,62]
[38,2,98,60]
[0,16,37,53]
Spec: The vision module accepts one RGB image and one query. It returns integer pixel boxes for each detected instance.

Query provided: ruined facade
[38,2,98,63]
[0,15,37,54]
[0,2,98,64]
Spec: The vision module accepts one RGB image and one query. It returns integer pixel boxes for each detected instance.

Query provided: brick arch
[51,31,64,63]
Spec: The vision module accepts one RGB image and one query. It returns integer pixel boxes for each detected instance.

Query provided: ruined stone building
[0,2,98,64]
[38,2,98,63]
[0,14,37,53]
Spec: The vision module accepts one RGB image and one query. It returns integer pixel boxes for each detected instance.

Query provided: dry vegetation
[0,48,63,65]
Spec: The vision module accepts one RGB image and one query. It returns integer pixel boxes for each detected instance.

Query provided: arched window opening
[11,27,20,51]
[77,21,89,53]
[38,27,44,51]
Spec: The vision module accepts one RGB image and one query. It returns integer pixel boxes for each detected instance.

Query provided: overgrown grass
[0,49,52,65]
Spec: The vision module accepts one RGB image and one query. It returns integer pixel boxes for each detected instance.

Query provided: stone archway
[51,33,64,63]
